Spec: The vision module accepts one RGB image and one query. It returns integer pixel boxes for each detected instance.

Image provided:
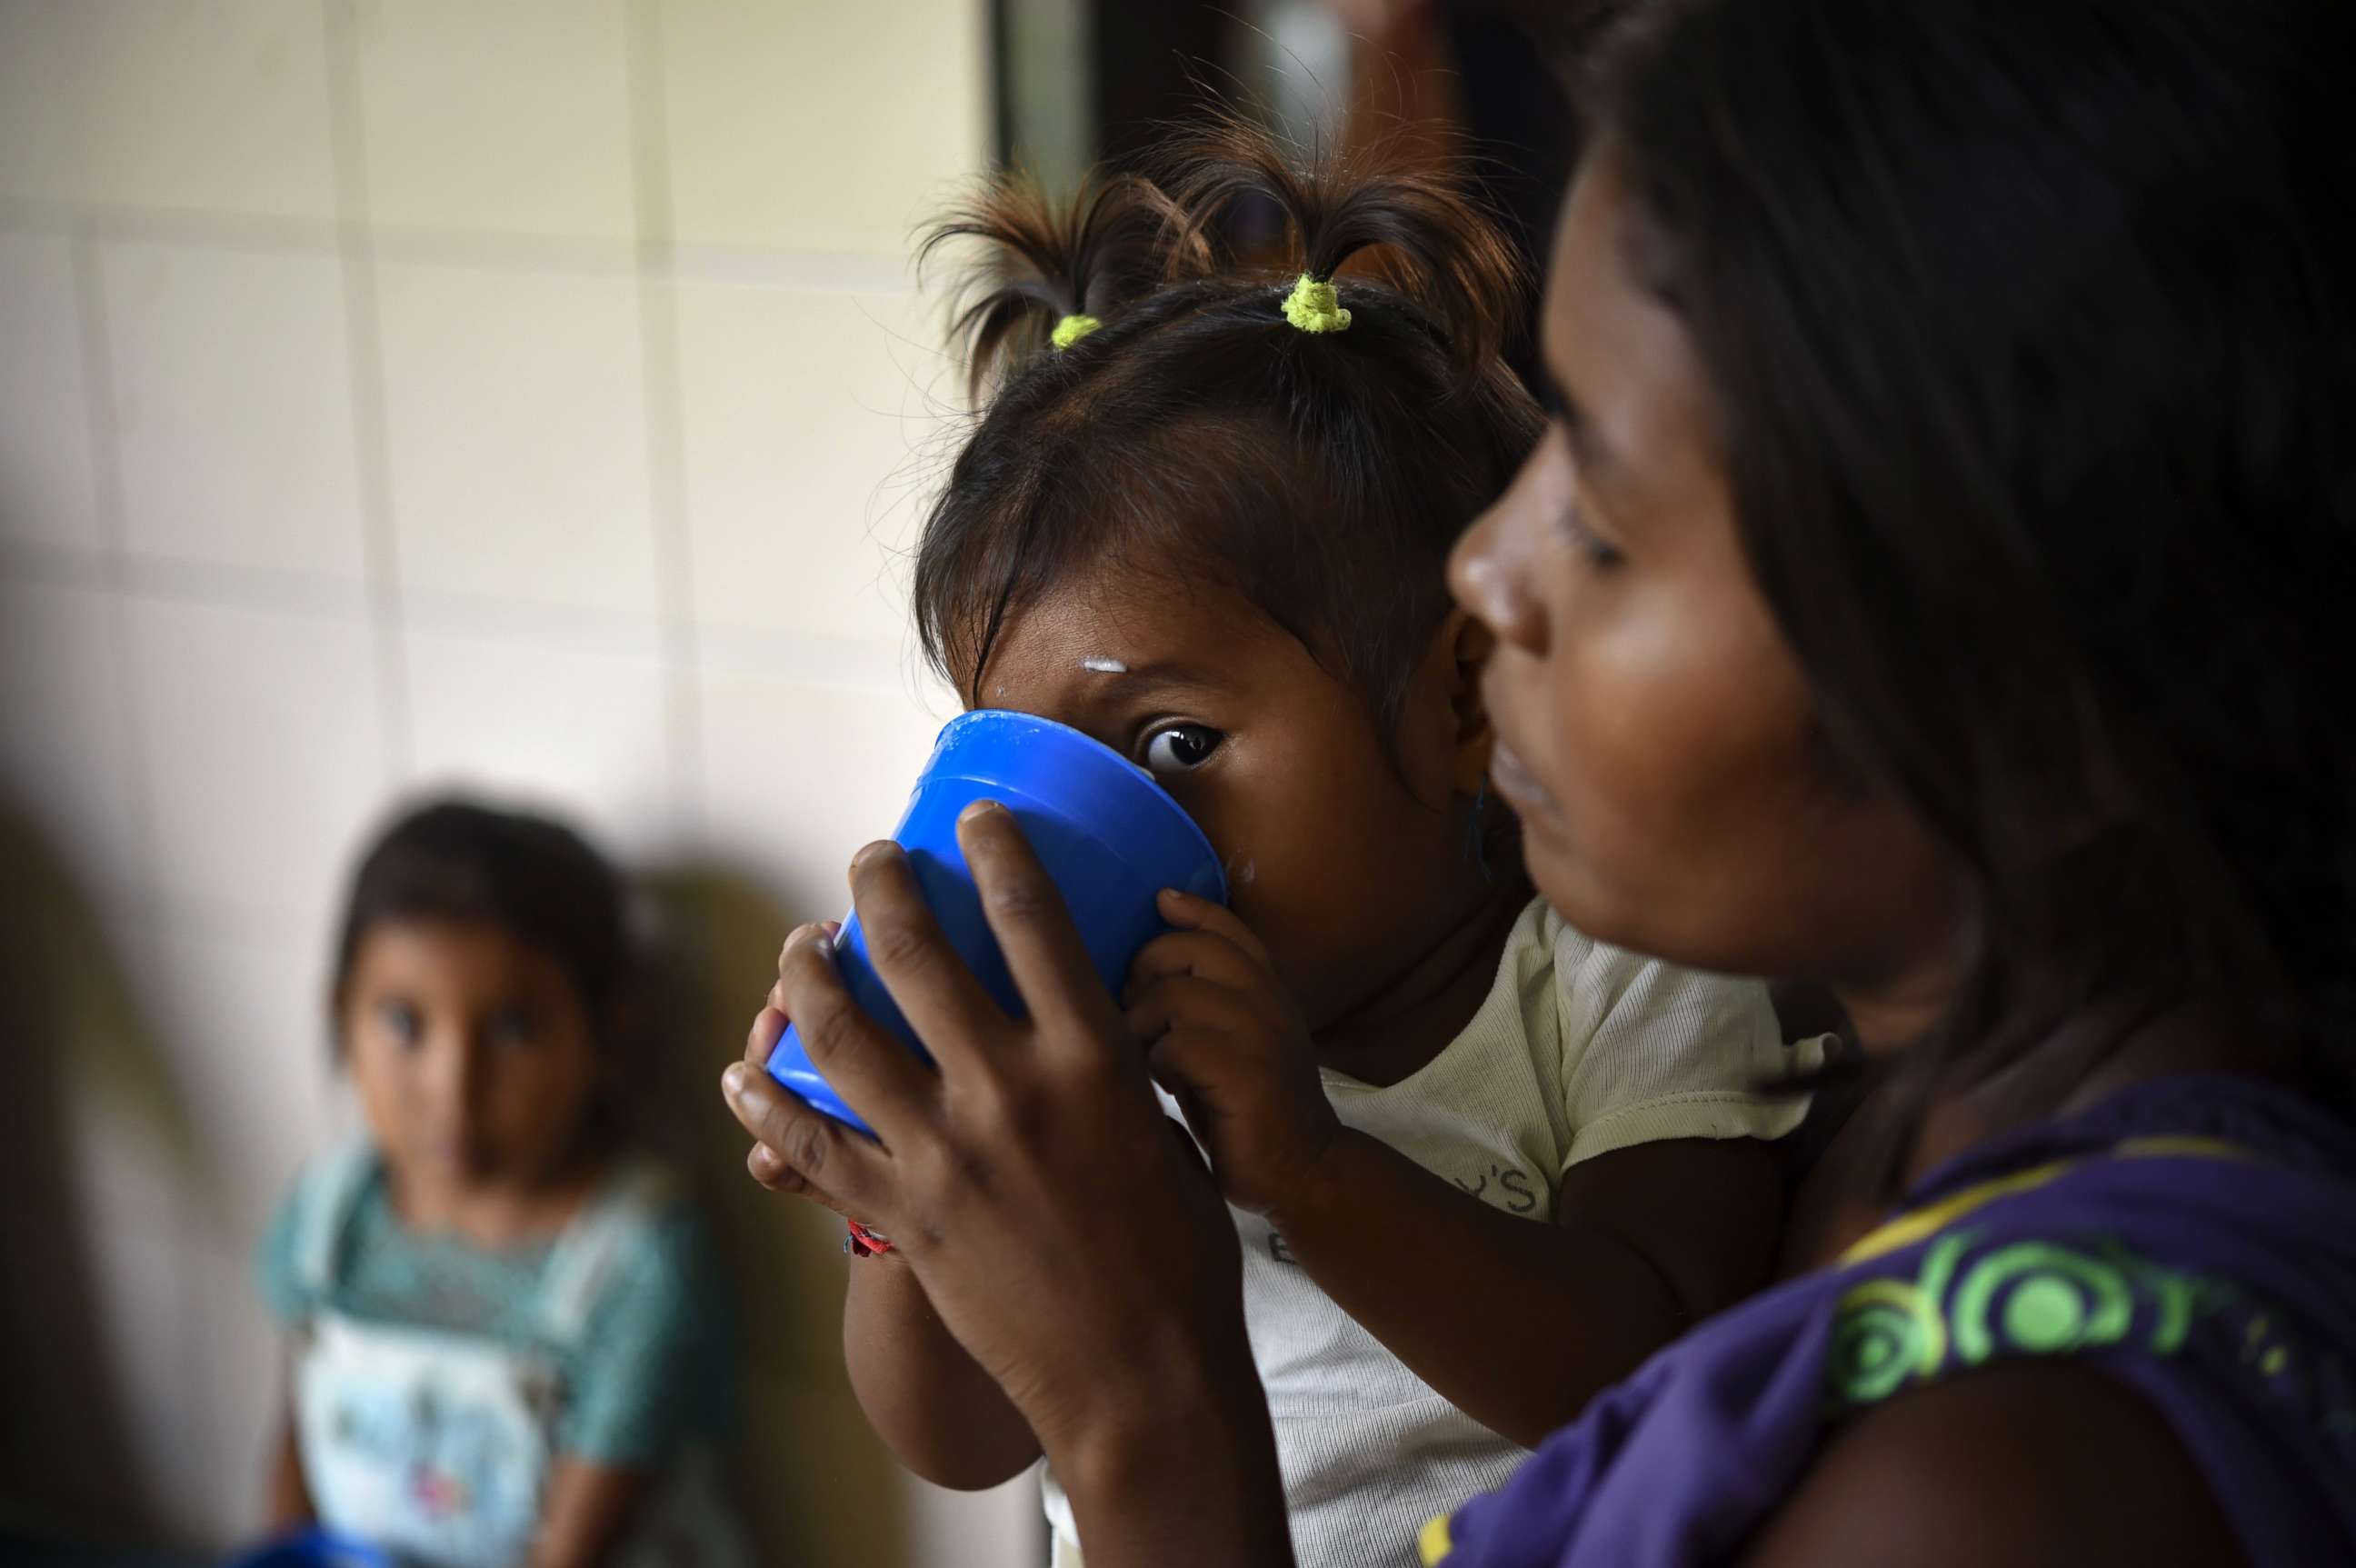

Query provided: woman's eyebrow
[1545,370,1629,494]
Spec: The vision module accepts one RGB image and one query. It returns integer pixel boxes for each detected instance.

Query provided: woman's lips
[1488,736,1562,824]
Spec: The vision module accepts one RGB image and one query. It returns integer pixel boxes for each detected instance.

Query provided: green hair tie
[1051,313,1102,350]
[1282,274,1352,334]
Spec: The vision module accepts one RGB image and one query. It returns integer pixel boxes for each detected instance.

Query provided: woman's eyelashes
[1560,487,1625,570]
[1553,422,1625,570]
[1563,511,1624,569]
[1141,721,1227,779]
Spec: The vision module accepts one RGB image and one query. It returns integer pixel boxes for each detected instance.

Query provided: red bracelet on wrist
[845,1219,894,1257]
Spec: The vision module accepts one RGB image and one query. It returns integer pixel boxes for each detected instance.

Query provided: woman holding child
[722,0,2356,1562]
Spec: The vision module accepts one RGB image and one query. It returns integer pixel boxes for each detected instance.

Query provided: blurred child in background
[256,800,744,1568]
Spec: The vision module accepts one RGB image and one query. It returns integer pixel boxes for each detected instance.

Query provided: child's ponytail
[912,112,1544,729]
[920,173,1198,400]
[1154,116,1527,378]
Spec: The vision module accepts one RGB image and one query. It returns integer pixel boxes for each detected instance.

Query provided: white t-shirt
[1043,897,1823,1568]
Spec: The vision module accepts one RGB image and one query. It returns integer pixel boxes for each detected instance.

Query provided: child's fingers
[1126,928,1267,996]
[1156,888,1273,964]
[721,1058,892,1220]
[774,913,944,1141]
[764,919,836,1021]
[756,917,850,1049]
[747,1140,804,1192]
[851,837,1020,1075]
[1125,972,1260,1048]
[747,1140,858,1218]
[745,1004,788,1066]
[1144,1032,1210,1100]
[954,804,1125,1052]
[774,920,844,980]
[1143,1027,1261,1109]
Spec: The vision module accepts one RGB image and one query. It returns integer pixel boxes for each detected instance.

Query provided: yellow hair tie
[1282,274,1352,334]
[1051,313,1102,350]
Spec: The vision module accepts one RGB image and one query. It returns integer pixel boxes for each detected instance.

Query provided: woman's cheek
[1543,597,1662,823]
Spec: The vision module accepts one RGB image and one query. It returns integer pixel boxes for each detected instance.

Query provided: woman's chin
[1520,838,1713,974]
[1518,834,1621,941]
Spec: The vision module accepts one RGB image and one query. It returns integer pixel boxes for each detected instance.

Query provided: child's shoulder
[556,1155,727,1314]
[1535,906,1825,1162]
[573,1154,712,1261]
[1536,902,1779,1036]
[552,1157,734,1403]
[255,1136,386,1321]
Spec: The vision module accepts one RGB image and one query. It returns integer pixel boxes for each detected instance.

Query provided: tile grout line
[66,214,168,922]
[0,534,922,694]
[625,0,706,844]
[65,228,129,582]
[321,0,413,782]
[0,196,917,294]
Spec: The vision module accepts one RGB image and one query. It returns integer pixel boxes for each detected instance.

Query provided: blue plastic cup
[224,1528,395,1568]
[764,709,1229,1136]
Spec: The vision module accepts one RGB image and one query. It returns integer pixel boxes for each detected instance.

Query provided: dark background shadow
[0,804,190,1552]
[636,860,918,1568]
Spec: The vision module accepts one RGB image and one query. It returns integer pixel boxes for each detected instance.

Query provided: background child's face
[973,570,1492,1036]
[339,919,604,1197]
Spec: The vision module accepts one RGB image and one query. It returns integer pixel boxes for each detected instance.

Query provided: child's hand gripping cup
[765,709,1229,1135]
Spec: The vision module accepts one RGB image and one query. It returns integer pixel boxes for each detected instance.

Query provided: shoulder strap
[536,1157,680,1347]
[292,1138,382,1295]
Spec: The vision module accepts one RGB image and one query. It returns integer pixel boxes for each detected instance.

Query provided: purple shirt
[1424,1075,2356,1566]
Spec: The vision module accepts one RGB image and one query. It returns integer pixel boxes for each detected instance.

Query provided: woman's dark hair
[331,798,631,1045]
[1586,0,2356,1130]
[912,119,1547,739]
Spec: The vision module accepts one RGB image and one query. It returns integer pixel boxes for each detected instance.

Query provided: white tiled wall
[38,0,342,220]
[0,231,102,549]
[0,2,1042,1562]
[377,259,662,614]
[104,238,371,583]
[655,0,990,256]
[351,0,639,243]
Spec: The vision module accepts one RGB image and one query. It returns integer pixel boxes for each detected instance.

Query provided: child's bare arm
[743,1001,1040,1487]
[844,1250,1043,1488]
[1268,1130,1779,1445]
[265,1380,314,1531]
[1129,891,1782,1446]
[534,1460,654,1568]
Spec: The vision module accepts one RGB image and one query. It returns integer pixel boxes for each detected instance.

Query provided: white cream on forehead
[1080,656,1128,674]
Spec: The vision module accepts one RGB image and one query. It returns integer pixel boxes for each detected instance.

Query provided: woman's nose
[1450,496,1546,656]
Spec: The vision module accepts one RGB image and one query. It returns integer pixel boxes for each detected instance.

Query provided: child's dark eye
[1142,723,1225,779]
[484,1005,536,1050]
[375,998,423,1049]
